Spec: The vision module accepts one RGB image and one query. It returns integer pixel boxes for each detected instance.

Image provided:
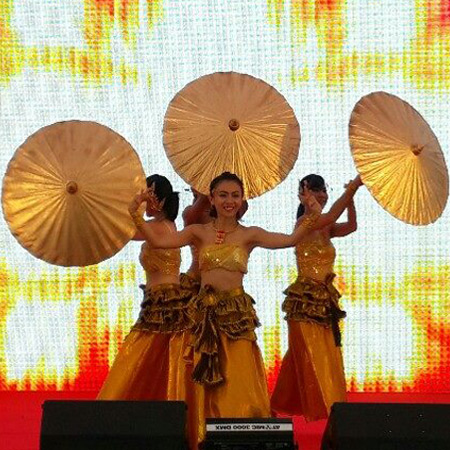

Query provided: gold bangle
[130,211,145,228]
[300,211,320,230]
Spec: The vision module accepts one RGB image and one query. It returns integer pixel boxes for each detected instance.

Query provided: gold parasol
[2,121,146,266]
[163,72,300,199]
[349,91,448,225]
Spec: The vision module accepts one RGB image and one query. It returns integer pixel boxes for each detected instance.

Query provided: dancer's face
[210,180,243,219]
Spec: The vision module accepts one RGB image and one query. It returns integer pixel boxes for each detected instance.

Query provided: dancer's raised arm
[182,189,211,226]
[129,190,200,249]
[302,175,362,230]
[331,196,357,237]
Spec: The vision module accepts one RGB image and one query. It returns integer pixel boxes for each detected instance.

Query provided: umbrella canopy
[2,120,146,266]
[349,91,448,225]
[163,71,300,199]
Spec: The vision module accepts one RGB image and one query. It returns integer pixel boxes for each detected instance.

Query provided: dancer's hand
[191,188,201,202]
[128,190,147,215]
[143,184,163,211]
[345,175,362,188]
[347,175,363,188]
[299,183,323,214]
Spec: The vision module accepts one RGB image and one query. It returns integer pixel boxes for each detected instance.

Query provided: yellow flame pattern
[0,0,163,86]
[1,256,449,391]
[267,0,450,90]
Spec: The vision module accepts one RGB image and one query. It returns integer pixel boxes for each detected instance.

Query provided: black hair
[146,174,179,222]
[297,174,326,219]
[209,172,245,218]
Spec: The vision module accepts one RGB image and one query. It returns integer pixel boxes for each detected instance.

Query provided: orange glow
[0,1,449,89]
[0,0,163,85]
[267,0,450,90]
[1,257,450,392]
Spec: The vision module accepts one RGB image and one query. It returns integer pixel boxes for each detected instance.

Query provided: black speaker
[40,400,188,450]
[321,402,450,450]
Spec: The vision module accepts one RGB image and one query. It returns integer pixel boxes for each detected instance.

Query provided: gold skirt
[180,272,201,296]
[271,275,347,421]
[187,286,271,444]
[97,282,194,400]
[97,282,201,447]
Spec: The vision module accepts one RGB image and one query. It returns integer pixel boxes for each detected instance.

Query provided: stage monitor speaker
[321,402,450,450]
[40,400,187,450]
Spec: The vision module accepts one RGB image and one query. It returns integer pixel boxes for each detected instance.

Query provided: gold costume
[271,234,347,421]
[139,242,181,275]
[180,271,201,294]
[186,244,270,443]
[97,244,194,402]
[199,243,248,273]
[99,243,270,448]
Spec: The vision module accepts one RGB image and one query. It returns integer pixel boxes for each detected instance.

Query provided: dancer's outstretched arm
[248,188,322,249]
[247,211,321,249]
[250,176,362,249]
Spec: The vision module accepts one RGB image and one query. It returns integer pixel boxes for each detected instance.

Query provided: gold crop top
[139,242,181,275]
[295,234,336,281]
[199,244,248,274]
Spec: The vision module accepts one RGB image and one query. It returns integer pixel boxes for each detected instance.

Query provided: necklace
[212,220,239,244]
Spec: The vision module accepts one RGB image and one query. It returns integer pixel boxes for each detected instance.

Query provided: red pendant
[215,230,226,244]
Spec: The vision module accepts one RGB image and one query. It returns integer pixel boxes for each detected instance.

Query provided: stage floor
[2,392,450,450]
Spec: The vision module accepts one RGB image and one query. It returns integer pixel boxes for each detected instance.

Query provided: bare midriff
[144,272,180,289]
[200,269,245,291]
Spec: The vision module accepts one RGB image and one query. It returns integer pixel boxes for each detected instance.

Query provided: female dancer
[271,174,362,421]
[128,171,359,443]
[98,174,193,401]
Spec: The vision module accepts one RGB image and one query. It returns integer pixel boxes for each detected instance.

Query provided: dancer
[271,174,362,421]
[97,174,193,401]
[128,171,358,444]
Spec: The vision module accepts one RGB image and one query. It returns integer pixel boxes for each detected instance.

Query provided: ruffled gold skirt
[187,286,271,444]
[97,282,196,400]
[180,272,201,295]
[271,275,347,421]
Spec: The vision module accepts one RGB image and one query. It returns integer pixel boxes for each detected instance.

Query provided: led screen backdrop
[1,0,450,393]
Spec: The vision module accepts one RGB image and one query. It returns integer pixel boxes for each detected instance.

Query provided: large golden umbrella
[163,72,300,199]
[2,121,146,266]
[349,91,448,225]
